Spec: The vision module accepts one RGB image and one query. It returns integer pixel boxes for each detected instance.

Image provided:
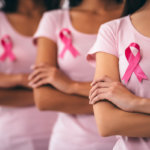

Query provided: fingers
[89,77,115,105]
[90,81,111,96]
[89,88,108,104]
[91,76,112,86]
[89,93,107,105]
[30,78,49,88]
[28,68,48,80]
[29,73,48,87]
[30,63,49,70]
[29,64,56,88]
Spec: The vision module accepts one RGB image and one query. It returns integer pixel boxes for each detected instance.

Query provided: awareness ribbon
[0,35,16,62]
[122,43,148,84]
[59,28,80,58]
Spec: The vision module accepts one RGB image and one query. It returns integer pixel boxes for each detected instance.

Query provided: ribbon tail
[9,52,16,62]
[69,47,80,58]
[122,64,137,84]
[122,71,132,84]
[0,52,7,61]
[122,74,130,84]
[59,47,67,59]
[134,65,148,82]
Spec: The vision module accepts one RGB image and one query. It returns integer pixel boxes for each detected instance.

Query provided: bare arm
[34,86,92,114]
[93,52,150,137]
[0,73,34,107]
[33,38,92,114]
[0,88,34,107]
[0,73,31,89]
[132,98,150,114]
[0,73,21,88]
[71,82,91,97]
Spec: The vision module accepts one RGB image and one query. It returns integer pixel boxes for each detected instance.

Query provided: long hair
[122,0,147,16]
[69,0,123,7]
[44,0,61,11]
[0,0,61,13]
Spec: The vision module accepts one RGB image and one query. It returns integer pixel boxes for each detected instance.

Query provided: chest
[6,14,40,37]
[0,33,36,74]
[55,29,96,81]
[118,35,150,97]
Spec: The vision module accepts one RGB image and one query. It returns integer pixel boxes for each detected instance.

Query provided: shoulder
[43,9,68,20]
[99,16,129,35]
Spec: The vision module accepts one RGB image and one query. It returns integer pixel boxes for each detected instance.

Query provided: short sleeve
[87,23,118,66]
[34,12,57,43]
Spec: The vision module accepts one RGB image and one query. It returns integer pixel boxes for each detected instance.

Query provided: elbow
[95,117,115,137]
[34,97,47,111]
[93,106,118,137]
[96,120,115,137]
[33,90,47,111]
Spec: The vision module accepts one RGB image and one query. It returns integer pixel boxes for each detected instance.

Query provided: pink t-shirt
[87,15,150,150]
[34,9,117,150]
[0,12,57,150]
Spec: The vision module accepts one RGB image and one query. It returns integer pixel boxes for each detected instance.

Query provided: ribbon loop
[0,35,16,62]
[122,43,148,83]
[59,28,80,59]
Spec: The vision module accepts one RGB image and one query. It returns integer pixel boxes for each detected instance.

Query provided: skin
[0,88,33,107]
[0,0,46,107]
[89,0,150,137]
[29,0,124,114]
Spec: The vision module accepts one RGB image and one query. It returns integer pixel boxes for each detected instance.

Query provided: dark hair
[69,0,123,7]
[122,0,147,16]
[69,0,82,7]
[0,0,61,13]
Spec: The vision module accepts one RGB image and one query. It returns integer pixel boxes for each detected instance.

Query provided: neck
[17,0,45,17]
[141,0,150,11]
[77,0,121,13]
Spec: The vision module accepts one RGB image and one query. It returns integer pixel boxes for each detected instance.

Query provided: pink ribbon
[0,35,16,62]
[122,43,148,83]
[59,28,80,58]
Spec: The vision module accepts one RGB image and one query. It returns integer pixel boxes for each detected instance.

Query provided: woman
[88,0,150,149]
[29,0,124,149]
[0,0,58,149]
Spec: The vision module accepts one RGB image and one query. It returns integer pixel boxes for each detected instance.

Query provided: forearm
[0,73,20,88]
[132,97,150,114]
[71,82,91,97]
[0,88,34,107]
[94,101,150,137]
[34,86,93,114]
[0,73,30,89]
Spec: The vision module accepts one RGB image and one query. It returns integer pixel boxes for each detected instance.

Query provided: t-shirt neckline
[127,15,150,42]
[0,11,33,40]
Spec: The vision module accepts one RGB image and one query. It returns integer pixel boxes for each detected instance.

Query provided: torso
[0,11,57,150]
[103,15,150,150]
[38,9,118,150]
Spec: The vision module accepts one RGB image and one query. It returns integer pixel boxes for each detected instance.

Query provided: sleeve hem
[87,50,119,67]
[33,35,57,45]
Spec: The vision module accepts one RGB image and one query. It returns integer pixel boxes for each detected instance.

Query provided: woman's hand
[19,74,32,89]
[28,64,75,94]
[89,76,141,112]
